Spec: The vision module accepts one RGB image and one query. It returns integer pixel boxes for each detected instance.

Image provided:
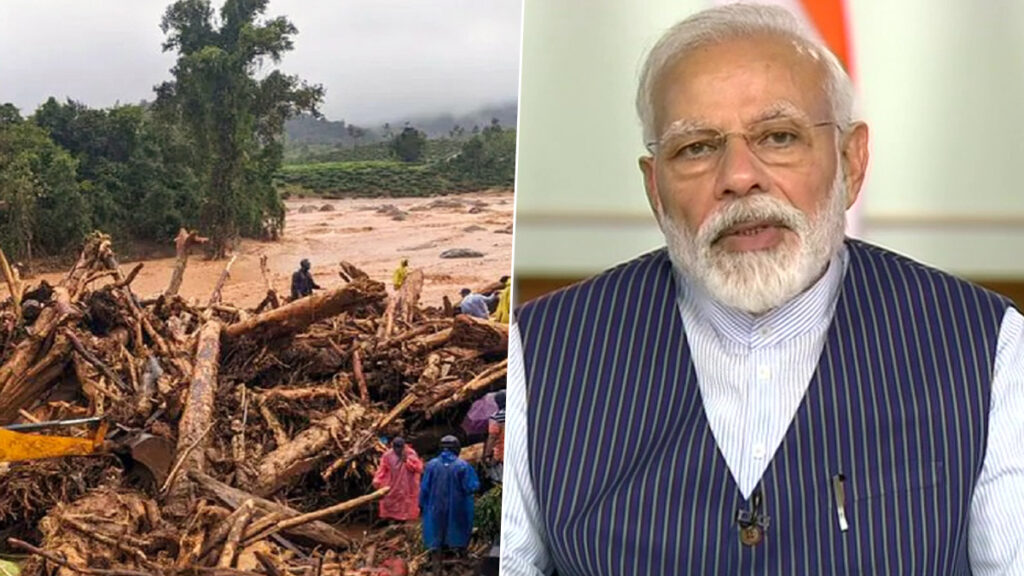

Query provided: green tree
[32,99,201,244]
[0,157,37,263]
[0,120,88,263]
[485,117,502,136]
[346,124,365,147]
[445,128,516,188]
[156,0,323,257]
[389,125,426,163]
[0,103,22,127]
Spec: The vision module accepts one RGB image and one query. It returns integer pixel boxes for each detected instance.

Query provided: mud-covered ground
[2,190,514,307]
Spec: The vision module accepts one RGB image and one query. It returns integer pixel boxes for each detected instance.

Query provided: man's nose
[714,136,770,199]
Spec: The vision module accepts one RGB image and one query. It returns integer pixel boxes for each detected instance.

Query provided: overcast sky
[0,0,522,125]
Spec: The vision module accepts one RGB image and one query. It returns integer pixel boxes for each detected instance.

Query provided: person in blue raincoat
[420,435,480,573]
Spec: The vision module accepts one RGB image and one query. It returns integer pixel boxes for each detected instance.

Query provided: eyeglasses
[645,119,839,177]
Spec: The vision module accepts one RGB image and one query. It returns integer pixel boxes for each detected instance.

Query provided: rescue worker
[372,437,424,522]
[393,258,409,291]
[420,435,480,574]
[290,258,321,300]
[458,288,498,320]
[491,276,511,324]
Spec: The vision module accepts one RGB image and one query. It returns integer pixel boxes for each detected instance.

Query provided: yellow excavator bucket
[0,420,107,463]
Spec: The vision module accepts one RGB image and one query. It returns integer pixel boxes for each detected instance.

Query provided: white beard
[658,170,849,315]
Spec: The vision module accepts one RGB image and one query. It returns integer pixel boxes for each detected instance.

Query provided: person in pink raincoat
[372,437,424,521]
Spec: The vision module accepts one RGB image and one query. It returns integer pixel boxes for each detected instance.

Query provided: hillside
[285,101,518,146]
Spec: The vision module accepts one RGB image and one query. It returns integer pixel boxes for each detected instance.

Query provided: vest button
[740,525,764,547]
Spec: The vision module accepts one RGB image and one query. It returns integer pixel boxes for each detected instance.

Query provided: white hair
[635,3,854,145]
[660,166,849,314]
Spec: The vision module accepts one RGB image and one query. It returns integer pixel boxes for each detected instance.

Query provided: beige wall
[514,0,1024,279]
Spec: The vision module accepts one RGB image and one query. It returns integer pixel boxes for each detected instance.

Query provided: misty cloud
[0,0,521,124]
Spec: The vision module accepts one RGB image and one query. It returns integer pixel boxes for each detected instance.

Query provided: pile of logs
[0,232,508,576]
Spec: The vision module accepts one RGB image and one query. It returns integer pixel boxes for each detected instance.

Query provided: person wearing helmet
[420,435,480,573]
[290,258,322,300]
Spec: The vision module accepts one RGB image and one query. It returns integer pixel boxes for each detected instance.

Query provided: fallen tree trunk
[449,314,509,352]
[426,359,507,417]
[242,488,389,546]
[321,391,420,481]
[409,327,452,351]
[253,403,369,497]
[0,287,75,424]
[167,320,222,511]
[460,442,485,465]
[0,335,73,424]
[338,261,369,283]
[378,321,449,349]
[225,278,385,342]
[191,471,353,549]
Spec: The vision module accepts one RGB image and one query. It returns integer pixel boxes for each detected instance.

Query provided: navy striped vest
[517,240,1010,575]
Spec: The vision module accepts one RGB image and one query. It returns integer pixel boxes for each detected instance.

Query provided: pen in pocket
[832,473,849,532]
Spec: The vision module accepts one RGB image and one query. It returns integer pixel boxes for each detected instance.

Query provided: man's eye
[677,140,718,159]
[759,130,799,147]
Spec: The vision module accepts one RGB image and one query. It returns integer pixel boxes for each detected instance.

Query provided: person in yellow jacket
[392,258,409,291]
[492,275,511,324]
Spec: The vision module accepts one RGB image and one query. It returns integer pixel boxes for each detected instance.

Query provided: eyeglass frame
[643,119,843,172]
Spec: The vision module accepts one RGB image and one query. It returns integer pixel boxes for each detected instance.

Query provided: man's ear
[840,122,869,208]
[639,155,664,217]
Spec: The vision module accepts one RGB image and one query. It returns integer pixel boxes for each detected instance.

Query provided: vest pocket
[829,461,947,574]
[847,460,944,502]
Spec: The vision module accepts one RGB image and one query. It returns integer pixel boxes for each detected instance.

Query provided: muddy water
[2,191,514,309]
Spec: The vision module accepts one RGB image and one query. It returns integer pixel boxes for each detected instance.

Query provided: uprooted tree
[155,0,324,258]
[0,232,508,575]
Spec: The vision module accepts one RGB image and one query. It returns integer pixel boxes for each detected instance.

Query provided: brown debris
[166,320,223,513]
[165,228,209,297]
[191,471,353,550]
[337,261,369,283]
[223,278,385,342]
[0,233,505,575]
[256,254,281,313]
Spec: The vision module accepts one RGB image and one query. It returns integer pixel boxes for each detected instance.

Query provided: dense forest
[0,0,516,265]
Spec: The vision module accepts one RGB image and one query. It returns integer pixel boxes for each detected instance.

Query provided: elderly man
[501,4,1024,576]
